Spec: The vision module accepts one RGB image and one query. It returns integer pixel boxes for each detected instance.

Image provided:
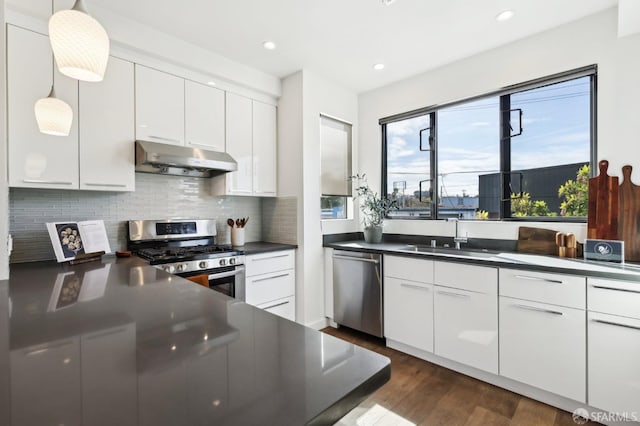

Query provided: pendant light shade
[35,87,73,136]
[49,0,110,82]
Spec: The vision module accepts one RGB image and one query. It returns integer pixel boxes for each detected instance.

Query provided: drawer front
[434,286,498,374]
[245,250,295,277]
[499,269,585,309]
[384,255,434,284]
[246,270,295,306]
[499,297,586,402]
[587,277,640,319]
[257,296,295,321]
[384,277,434,352]
[588,312,640,417]
[434,261,497,295]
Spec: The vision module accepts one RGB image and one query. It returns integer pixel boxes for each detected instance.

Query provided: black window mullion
[500,95,512,219]
[431,112,438,220]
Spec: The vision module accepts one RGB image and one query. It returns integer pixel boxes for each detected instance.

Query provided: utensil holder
[231,227,245,247]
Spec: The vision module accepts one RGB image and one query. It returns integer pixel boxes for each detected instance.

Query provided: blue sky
[387,76,591,199]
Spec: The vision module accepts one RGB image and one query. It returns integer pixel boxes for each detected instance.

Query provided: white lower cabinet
[245,250,296,321]
[434,285,498,374]
[433,261,498,374]
[587,278,640,417]
[384,255,434,352]
[588,312,640,417]
[384,276,434,353]
[257,296,295,320]
[499,297,586,402]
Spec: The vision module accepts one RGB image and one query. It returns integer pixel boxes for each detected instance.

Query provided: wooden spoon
[227,218,235,228]
[236,218,241,228]
[243,217,249,227]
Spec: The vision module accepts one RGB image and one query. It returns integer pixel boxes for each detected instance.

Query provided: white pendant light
[49,0,110,82]
[35,86,73,136]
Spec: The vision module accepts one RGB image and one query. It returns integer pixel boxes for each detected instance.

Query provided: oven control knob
[176,264,186,272]
[163,265,175,274]
[220,259,227,266]
[229,258,236,265]
[199,261,208,269]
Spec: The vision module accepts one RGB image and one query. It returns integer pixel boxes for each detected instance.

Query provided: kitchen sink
[401,245,501,259]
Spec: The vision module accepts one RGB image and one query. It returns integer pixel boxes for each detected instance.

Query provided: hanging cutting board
[517,226,559,255]
[618,165,640,262]
[587,160,619,240]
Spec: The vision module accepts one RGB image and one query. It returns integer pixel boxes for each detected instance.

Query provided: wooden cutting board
[618,165,640,262]
[588,160,619,240]
[517,227,559,255]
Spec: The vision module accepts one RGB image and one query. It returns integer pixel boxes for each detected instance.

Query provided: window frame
[380,66,597,222]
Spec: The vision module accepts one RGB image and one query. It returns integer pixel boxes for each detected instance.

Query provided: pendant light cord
[51,0,55,91]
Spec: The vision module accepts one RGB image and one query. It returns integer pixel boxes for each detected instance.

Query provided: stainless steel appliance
[332,250,383,337]
[128,219,245,300]
[135,140,238,178]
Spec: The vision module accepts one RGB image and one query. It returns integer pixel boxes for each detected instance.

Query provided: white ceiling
[90,0,618,93]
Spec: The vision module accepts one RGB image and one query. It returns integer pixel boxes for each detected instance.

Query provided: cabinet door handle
[84,182,127,188]
[592,319,640,331]
[252,273,289,283]
[333,255,380,264]
[513,303,564,316]
[591,285,640,295]
[253,254,290,261]
[22,179,73,185]
[263,300,290,310]
[400,283,430,291]
[148,135,182,144]
[513,274,563,284]
[437,290,470,299]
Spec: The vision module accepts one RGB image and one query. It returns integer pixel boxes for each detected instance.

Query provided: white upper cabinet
[252,100,277,195]
[222,92,253,194]
[212,93,277,197]
[7,25,79,190]
[185,80,225,152]
[135,65,185,146]
[80,57,135,191]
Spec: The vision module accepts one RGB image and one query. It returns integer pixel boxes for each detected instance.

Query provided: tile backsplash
[9,173,262,263]
[262,197,298,245]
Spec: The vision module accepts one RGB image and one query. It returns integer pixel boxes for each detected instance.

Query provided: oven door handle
[208,269,243,280]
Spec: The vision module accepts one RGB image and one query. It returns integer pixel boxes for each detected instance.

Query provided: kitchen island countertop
[0,257,389,426]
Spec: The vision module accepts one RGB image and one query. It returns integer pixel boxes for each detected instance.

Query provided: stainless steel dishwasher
[332,250,383,337]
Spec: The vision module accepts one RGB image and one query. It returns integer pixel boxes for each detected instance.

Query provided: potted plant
[351,174,398,243]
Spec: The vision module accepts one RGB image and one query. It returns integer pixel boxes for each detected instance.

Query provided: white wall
[359,8,639,243]
[278,70,358,328]
[0,0,8,280]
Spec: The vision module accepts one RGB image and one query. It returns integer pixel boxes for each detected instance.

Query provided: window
[321,115,353,220]
[382,67,595,221]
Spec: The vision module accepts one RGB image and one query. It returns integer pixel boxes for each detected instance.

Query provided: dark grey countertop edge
[326,241,640,283]
[240,242,298,255]
[307,363,391,426]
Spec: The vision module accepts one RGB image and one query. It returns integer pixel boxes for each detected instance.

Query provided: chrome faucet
[447,218,468,249]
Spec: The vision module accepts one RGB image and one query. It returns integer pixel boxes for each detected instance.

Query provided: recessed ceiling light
[207,81,216,86]
[382,0,397,5]
[262,40,276,50]
[373,63,385,71]
[496,10,514,21]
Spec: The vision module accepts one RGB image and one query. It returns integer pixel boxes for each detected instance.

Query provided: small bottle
[431,239,437,248]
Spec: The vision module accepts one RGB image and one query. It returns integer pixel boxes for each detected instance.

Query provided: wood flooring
[321,326,598,426]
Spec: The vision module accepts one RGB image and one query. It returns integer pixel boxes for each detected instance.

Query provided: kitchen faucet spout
[447,218,468,249]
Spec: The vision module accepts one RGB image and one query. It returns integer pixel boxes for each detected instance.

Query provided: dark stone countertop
[0,257,389,426]
[241,241,297,255]
[326,240,640,283]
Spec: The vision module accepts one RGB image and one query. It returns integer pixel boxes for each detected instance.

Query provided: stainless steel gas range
[128,219,245,300]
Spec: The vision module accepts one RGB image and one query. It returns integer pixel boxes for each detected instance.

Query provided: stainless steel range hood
[135,140,237,178]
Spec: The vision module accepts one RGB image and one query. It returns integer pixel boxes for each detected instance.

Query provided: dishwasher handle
[332,254,380,264]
